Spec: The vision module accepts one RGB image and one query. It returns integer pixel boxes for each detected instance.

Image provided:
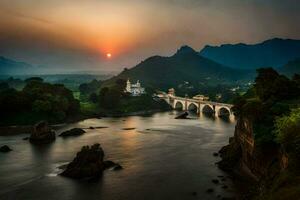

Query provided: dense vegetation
[79,79,103,101]
[0,78,80,125]
[233,68,300,146]
[275,108,300,169]
[254,108,300,200]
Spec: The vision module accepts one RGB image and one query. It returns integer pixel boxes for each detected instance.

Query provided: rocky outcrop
[175,112,189,119]
[218,117,291,199]
[29,121,55,144]
[224,117,285,179]
[0,145,12,153]
[61,144,105,179]
[59,128,85,137]
[61,143,122,179]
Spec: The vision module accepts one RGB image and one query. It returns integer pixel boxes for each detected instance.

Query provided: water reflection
[0,111,236,200]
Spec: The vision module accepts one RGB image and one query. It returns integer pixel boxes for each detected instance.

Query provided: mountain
[200,38,300,70]
[0,56,34,75]
[278,58,300,77]
[103,45,253,91]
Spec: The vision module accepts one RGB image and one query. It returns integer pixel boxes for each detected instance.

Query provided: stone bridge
[159,94,234,117]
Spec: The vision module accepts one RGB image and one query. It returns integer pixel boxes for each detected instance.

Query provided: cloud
[0,0,299,73]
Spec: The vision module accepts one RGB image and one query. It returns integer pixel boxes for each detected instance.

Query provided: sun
[106,53,112,58]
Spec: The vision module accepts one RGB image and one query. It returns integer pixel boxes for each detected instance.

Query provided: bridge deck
[169,96,233,108]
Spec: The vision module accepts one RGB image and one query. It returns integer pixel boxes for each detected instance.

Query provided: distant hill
[0,56,33,75]
[103,45,253,92]
[278,58,300,77]
[200,38,300,70]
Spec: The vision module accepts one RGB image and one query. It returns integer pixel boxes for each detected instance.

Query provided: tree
[89,93,98,103]
[0,82,9,91]
[25,77,43,83]
[99,87,121,109]
[275,108,300,167]
[293,74,300,88]
[254,68,299,101]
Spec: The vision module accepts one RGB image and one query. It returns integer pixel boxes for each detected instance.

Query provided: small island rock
[175,112,189,119]
[0,145,12,153]
[59,128,85,137]
[29,121,55,144]
[61,143,105,179]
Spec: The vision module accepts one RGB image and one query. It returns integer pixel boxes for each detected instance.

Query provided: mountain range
[0,56,34,75]
[1,38,300,90]
[200,38,300,70]
[104,46,253,91]
[104,38,300,92]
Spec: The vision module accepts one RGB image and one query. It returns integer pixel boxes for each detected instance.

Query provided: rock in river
[175,112,189,119]
[29,121,55,144]
[0,145,12,153]
[59,128,85,137]
[61,144,105,179]
[61,143,122,179]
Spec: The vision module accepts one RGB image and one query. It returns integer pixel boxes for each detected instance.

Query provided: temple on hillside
[125,79,146,96]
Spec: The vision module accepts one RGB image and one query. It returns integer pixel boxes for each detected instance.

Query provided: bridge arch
[174,101,184,110]
[201,104,215,114]
[216,106,231,117]
[187,103,198,112]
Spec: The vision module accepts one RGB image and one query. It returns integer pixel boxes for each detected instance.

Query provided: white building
[125,79,146,96]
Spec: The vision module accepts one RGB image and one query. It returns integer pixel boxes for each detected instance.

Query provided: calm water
[0,111,236,200]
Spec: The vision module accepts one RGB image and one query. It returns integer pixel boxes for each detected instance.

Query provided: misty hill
[200,38,300,70]
[104,46,253,91]
[278,58,300,77]
[0,56,34,75]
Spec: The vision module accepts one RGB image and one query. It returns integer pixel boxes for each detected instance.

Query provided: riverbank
[0,108,171,136]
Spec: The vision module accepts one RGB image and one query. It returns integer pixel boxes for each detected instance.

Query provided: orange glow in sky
[106,53,112,58]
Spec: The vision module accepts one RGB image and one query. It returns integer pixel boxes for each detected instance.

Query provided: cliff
[218,117,292,200]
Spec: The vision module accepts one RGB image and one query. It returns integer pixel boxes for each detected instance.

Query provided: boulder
[175,112,189,119]
[59,128,85,137]
[0,145,12,153]
[61,143,105,179]
[29,121,55,144]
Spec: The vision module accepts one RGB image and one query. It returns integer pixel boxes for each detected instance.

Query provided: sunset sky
[0,0,300,74]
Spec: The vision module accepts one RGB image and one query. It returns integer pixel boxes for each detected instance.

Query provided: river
[0,111,236,200]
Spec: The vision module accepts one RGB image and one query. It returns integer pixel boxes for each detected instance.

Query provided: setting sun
[106,53,112,58]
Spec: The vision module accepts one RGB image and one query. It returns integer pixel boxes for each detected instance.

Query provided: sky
[0,0,300,74]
